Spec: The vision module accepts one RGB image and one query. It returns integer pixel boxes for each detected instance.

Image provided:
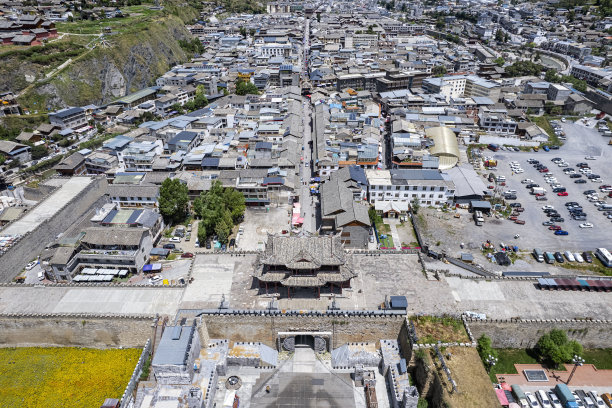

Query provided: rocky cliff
[20,14,194,110]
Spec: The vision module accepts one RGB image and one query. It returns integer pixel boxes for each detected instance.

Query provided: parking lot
[235,205,292,251]
[490,121,611,253]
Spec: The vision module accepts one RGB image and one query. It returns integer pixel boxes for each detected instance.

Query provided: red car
[539,168,549,173]
[488,185,495,189]
[548,225,561,230]
[181,252,194,258]
[557,192,568,196]
[515,219,525,225]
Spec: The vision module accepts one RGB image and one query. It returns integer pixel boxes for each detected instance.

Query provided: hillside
[0,1,200,111]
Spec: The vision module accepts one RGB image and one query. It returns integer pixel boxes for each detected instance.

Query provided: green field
[0,347,142,407]
[488,348,612,382]
[56,5,162,35]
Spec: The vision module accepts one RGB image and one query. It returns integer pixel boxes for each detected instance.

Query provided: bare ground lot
[416,121,612,276]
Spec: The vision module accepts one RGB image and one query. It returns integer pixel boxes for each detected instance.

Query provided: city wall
[0,176,108,281]
[203,313,406,349]
[466,318,612,349]
[0,314,154,348]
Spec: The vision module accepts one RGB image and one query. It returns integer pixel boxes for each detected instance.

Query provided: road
[299,18,318,234]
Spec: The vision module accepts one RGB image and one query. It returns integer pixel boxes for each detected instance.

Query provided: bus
[595,248,612,267]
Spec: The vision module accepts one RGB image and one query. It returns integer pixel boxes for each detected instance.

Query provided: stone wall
[203,313,406,349]
[0,176,108,281]
[466,318,612,349]
[0,314,154,348]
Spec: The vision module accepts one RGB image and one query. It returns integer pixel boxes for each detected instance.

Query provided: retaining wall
[0,313,155,348]
[465,318,612,349]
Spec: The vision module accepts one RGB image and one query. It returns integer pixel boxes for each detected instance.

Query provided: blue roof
[390,296,408,309]
[201,157,220,167]
[50,107,84,119]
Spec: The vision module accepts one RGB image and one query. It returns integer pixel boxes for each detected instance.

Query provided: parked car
[163,243,175,250]
[575,179,587,184]
[149,276,162,285]
[25,261,37,270]
[181,252,194,258]
[579,222,594,228]
[554,230,569,235]
[548,225,561,231]
[547,391,562,408]
[526,392,541,407]
[583,251,593,263]
[557,192,569,196]
[169,237,181,243]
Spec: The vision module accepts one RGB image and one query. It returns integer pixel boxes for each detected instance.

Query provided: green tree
[30,145,49,160]
[495,29,504,42]
[536,329,583,367]
[432,65,447,77]
[158,178,189,224]
[410,197,420,214]
[239,27,247,37]
[545,69,560,83]
[235,79,259,96]
[194,180,245,244]
[477,334,497,362]
[493,57,505,67]
[197,222,206,245]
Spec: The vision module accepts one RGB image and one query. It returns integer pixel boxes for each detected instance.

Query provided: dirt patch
[434,347,500,408]
[413,316,470,344]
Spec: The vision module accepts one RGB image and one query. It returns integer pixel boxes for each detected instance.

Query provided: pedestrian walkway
[497,363,612,388]
[388,220,401,249]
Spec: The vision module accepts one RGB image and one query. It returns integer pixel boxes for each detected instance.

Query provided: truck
[512,384,529,408]
[554,384,578,408]
[531,187,546,195]
[488,143,500,152]
[473,210,484,226]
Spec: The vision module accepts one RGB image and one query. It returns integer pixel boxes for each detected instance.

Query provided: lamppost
[486,354,498,372]
[567,355,584,385]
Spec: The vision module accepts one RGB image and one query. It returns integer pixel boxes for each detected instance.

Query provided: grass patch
[555,257,612,276]
[529,115,561,147]
[0,347,141,407]
[56,6,163,35]
[167,253,177,261]
[413,315,470,344]
[488,348,539,382]
[488,348,612,382]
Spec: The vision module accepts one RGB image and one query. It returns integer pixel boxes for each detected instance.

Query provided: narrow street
[299,18,317,235]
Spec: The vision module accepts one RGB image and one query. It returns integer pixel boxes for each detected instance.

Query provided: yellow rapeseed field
[0,347,142,407]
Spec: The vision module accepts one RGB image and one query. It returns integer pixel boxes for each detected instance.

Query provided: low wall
[203,313,406,349]
[0,314,155,348]
[466,318,612,349]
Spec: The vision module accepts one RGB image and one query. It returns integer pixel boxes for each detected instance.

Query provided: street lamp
[567,355,584,385]
[486,354,498,372]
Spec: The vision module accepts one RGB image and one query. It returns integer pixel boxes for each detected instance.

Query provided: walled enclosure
[0,314,155,348]
[203,314,407,349]
[1,176,108,281]
[467,319,612,349]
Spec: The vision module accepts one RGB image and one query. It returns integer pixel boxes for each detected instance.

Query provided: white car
[526,392,541,407]
[25,261,37,270]
[522,179,534,184]
[579,222,594,228]
[558,162,568,167]
[588,391,606,408]
[536,390,552,407]
[574,253,584,263]
[547,391,562,408]
[564,251,576,262]
[515,169,524,173]
[542,205,555,210]
[149,276,162,285]
[585,156,597,160]
[169,237,181,243]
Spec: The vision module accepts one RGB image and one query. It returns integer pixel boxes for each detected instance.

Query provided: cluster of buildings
[0,13,58,46]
